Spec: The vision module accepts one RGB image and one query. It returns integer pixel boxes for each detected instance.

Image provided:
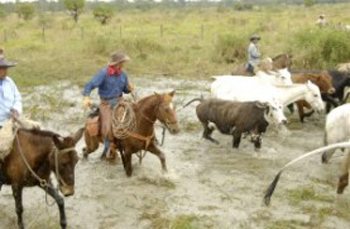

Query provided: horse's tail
[183,95,204,108]
[263,141,350,206]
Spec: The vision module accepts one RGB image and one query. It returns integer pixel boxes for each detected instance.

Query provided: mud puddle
[1,76,350,229]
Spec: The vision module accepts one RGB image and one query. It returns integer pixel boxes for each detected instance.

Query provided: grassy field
[1,3,350,88]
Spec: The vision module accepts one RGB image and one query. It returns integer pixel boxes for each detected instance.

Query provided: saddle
[85,105,100,137]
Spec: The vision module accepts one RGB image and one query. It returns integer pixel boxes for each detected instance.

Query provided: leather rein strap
[126,131,155,150]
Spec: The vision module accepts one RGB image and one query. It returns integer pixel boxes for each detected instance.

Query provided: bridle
[14,131,74,190]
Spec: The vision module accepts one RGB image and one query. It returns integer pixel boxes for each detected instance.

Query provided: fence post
[41,25,46,42]
[3,29,7,42]
[200,24,204,40]
[80,27,84,40]
[160,24,163,38]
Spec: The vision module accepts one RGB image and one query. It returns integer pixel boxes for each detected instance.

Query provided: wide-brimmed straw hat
[250,34,261,41]
[0,49,16,68]
[109,52,130,66]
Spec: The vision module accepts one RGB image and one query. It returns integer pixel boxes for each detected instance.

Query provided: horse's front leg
[12,185,24,229]
[40,185,67,229]
[148,144,167,173]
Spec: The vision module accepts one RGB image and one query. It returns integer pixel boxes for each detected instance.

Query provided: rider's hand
[128,83,135,92]
[10,108,19,118]
[83,96,92,109]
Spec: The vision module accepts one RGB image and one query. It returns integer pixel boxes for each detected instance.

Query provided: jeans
[101,97,120,157]
[246,63,255,75]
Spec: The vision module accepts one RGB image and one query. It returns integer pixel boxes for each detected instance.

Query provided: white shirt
[0,76,22,126]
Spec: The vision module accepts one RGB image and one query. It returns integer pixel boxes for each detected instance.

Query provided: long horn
[264,141,350,206]
[182,97,203,109]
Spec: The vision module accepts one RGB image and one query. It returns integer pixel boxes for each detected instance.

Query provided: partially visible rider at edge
[82,51,134,159]
[246,34,261,75]
[0,48,22,189]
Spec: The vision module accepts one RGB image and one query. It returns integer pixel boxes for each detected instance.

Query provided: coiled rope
[112,101,136,139]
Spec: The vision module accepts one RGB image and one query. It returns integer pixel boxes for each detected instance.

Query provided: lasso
[111,101,136,139]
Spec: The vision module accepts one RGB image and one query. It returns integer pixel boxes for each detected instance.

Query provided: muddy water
[1,77,350,229]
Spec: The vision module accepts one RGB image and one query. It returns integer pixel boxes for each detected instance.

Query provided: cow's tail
[182,95,204,108]
[264,141,350,206]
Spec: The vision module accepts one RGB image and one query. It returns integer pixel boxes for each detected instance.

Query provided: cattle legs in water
[338,151,350,194]
[202,122,219,144]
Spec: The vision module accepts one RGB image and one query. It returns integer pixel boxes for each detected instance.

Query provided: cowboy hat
[109,52,130,66]
[250,34,261,41]
[0,58,16,68]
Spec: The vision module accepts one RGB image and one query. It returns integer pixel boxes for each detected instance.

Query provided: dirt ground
[1,77,350,229]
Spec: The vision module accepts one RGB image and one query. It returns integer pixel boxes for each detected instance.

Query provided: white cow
[322,104,350,163]
[211,78,324,113]
[213,68,292,87]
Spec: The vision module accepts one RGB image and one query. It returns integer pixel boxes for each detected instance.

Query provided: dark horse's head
[155,90,180,135]
[50,128,84,197]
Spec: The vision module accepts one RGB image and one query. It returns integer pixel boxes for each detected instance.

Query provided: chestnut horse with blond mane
[83,91,180,176]
[232,54,293,76]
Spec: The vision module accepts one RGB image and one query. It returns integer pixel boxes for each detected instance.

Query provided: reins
[14,130,74,205]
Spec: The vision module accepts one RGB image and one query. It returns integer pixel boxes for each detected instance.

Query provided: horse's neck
[17,130,53,166]
[135,97,158,134]
[278,85,307,105]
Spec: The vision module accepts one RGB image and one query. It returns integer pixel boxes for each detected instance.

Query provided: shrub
[214,34,247,64]
[16,3,35,21]
[233,3,253,11]
[291,27,350,69]
[93,5,114,25]
[63,0,85,23]
[304,0,316,7]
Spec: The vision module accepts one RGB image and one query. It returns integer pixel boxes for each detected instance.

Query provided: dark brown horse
[1,127,84,229]
[83,91,180,176]
[231,53,292,75]
[291,72,335,122]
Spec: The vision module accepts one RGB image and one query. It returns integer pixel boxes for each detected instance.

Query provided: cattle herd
[183,58,350,206]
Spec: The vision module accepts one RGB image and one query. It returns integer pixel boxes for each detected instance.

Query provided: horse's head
[304,81,324,113]
[50,128,84,197]
[317,72,335,94]
[155,90,180,135]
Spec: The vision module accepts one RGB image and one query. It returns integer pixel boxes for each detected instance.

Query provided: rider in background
[246,34,261,75]
[82,51,134,160]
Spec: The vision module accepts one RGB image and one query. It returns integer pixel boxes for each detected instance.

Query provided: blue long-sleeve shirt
[0,76,22,126]
[83,67,130,99]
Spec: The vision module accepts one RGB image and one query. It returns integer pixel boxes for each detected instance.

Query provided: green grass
[1,4,350,89]
[286,186,334,205]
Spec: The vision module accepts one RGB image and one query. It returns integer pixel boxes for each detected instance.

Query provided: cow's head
[304,81,325,113]
[256,101,287,125]
[51,128,84,197]
[274,68,293,85]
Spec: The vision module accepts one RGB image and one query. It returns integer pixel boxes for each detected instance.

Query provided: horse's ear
[169,90,176,97]
[53,135,66,150]
[70,127,85,145]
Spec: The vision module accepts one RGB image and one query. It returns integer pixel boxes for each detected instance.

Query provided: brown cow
[291,72,335,122]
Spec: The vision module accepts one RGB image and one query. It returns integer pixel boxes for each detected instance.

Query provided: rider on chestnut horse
[82,51,134,160]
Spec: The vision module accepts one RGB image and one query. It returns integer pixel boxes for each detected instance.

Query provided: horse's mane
[136,94,161,108]
[272,54,287,61]
[19,128,60,138]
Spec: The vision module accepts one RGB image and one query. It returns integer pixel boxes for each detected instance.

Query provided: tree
[93,5,113,25]
[16,3,35,20]
[63,0,85,23]
[304,0,316,7]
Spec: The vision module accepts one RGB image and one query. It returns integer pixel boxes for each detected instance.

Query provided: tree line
[0,0,348,25]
